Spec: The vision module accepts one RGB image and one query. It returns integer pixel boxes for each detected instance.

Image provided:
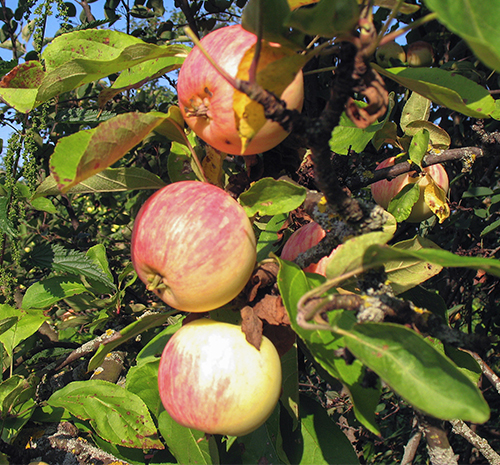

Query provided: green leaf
[49,112,171,193]
[292,395,359,464]
[47,380,164,449]
[325,231,393,280]
[256,213,288,262]
[167,142,200,182]
[277,259,381,436]
[99,46,188,106]
[37,31,185,106]
[0,305,47,357]
[384,236,443,295]
[285,0,359,38]
[0,375,28,416]
[54,108,117,124]
[372,64,496,118]
[424,0,500,73]
[0,61,45,113]
[329,95,394,155]
[400,91,431,133]
[408,129,429,167]
[238,403,289,464]
[135,317,184,367]
[240,177,306,216]
[343,323,490,423]
[30,197,58,214]
[21,276,88,309]
[405,120,451,150]
[280,343,300,430]
[88,312,174,371]
[387,181,421,222]
[158,409,219,464]
[242,0,304,48]
[0,198,16,237]
[33,167,166,198]
[126,360,162,418]
[86,244,114,284]
[0,317,18,336]
[29,243,116,290]
[364,243,500,279]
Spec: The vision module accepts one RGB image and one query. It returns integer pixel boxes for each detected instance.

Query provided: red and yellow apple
[370,157,449,223]
[280,221,329,275]
[177,24,304,155]
[131,181,256,312]
[158,318,282,436]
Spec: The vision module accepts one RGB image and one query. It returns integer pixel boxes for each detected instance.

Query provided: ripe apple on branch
[131,181,257,312]
[177,24,305,156]
[158,319,282,436]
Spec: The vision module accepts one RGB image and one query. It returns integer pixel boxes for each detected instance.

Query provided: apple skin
[375,41,406,68]
[177,24,304,155]
[370,157,449,223]
[131,181,257,312]
[158,319,282,436]
[280,221,329,275]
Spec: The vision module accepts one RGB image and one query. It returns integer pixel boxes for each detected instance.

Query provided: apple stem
[147,274,165,291]
[248,1,264,84]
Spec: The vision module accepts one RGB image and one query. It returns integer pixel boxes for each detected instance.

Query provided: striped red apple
[131,181,256,312]
[177,24,304,155]
[158,319,282,436]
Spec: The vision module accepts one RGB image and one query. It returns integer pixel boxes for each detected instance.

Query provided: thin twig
[451,420,500,465]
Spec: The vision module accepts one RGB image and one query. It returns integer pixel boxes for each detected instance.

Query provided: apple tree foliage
[1,0,500,463]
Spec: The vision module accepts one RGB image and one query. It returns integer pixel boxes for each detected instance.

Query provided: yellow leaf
[202,145,226,188]
[424,173,450,223]
[234,42,307,154]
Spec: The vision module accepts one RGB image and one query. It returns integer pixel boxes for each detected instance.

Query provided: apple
[177,24,304,155]
[407,41,434,67]
[131,181,257,312]
[280,221,330,275]
[158,318,282,436]
[370,157,449,223]
[375,41,406,68]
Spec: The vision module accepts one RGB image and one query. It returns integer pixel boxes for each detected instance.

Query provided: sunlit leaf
[343,323,490,423]
[158,409,219,464]
[239,177,306,216]
[48,380,164,449]
[49,112,172,193]
[34,167,166,198]
[0,61,45,112]
[22,277,88,309]
[372,64,496,118]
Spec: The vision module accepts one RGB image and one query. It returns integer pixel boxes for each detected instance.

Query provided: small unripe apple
[158,319,282,436]
[370,157,449,223]
[375,41,406,68]
[407,41,434,67]
[131,181,256,312]
[280,221,329,275]
[177,24,304,155]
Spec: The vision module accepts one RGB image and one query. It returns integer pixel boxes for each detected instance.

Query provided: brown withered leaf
[247,262,279,302]
[254,294,290,326]
[241,306,263,350]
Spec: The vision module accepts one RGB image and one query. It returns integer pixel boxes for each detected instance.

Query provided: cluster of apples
[130,24,305,436]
